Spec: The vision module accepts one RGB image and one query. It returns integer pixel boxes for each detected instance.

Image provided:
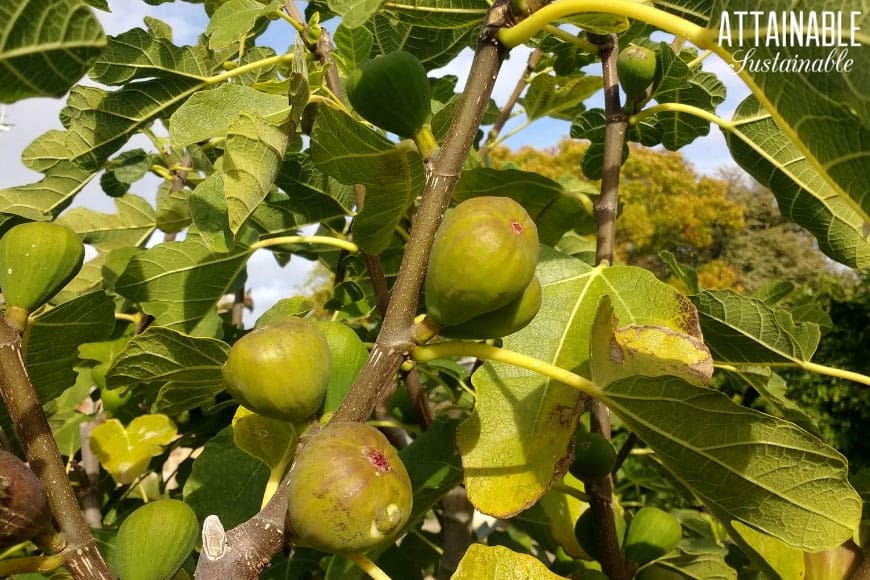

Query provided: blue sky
[0,1,750,322]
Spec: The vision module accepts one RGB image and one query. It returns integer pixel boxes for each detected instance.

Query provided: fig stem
[346,553,392,580]
[412,125,440,161]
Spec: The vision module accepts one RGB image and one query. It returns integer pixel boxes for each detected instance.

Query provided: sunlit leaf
[599,376,861,551]
[452,544,566,579]
[0,0,105,102]
[90,414,177,485]
[114,235,250,332]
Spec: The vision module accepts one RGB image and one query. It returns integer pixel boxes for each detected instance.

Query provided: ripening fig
[222,317,330,423]
[346,51,432,139]
[617,44,657,105]
[0,222,84,328]
[286,422,413,554]
[569,428,617,480]
[425,196,539,327]
[624,506,682,566]
[439,275,542,339]
[0,450,52,548]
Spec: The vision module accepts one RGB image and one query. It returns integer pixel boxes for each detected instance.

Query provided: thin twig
[479,47,543,160]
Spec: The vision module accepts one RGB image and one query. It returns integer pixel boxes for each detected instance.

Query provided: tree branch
[585,31,629,580]
[194,4,511,576]
[0,319,114,579]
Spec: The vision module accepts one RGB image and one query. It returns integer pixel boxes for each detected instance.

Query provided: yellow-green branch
[498,0,715,49]
[633,102,735,131]
[718,361,870,387]
[249,235,359,254]
[206,52,295,85]
[412,341,601,397]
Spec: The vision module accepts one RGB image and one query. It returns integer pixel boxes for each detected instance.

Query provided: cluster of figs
[0,44,663,570]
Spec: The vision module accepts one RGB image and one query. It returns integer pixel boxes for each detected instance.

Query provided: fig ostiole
[439,275,542,340]
[0,221,85,330]
[346,51,432,142]
[617,44,657,112]
[222,317,331,424]
[286,422,413,554]
[0,450,53,548]
[624,506,682,567]
[425,196,539,328]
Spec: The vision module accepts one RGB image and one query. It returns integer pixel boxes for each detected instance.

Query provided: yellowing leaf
[451,544,567,580]
[90,414,177,484]
[590,295,712,388]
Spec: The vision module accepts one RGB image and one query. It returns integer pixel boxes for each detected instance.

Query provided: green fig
[222,317,331,423]
[286,422,413,554]
[569,429,617,480]
[624,507,682,566]
[0,450,52,548]
[346,51,432,139]
[574,506,627,562]
[439,275,542,339]
[0,222,84,327]
[114,499,198,580]
[617,44,657,104]
[425,196,539,327]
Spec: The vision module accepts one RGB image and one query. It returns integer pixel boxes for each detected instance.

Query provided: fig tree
[286,422,413,554]
[222,317,330,423]
[0,221,84,328]
[439,275,542,339]
[624,506,682,566]
[346,51,432,140]
[617,44,657,105]
[425,196,539,327]
[569,429,617,480]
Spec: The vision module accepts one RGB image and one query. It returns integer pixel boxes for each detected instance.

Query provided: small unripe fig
[0,222,84,326]
[617,44,657,103]
[346,51,432,139]
[574,506,626,562]
[222,317,330,423]
[624,506,682,566]
[439,275,542,340]
[0,450,52,547]
[569,429,617,480]
[114,499,198,580]
[425,196,539,327]
[286,422,413,553]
